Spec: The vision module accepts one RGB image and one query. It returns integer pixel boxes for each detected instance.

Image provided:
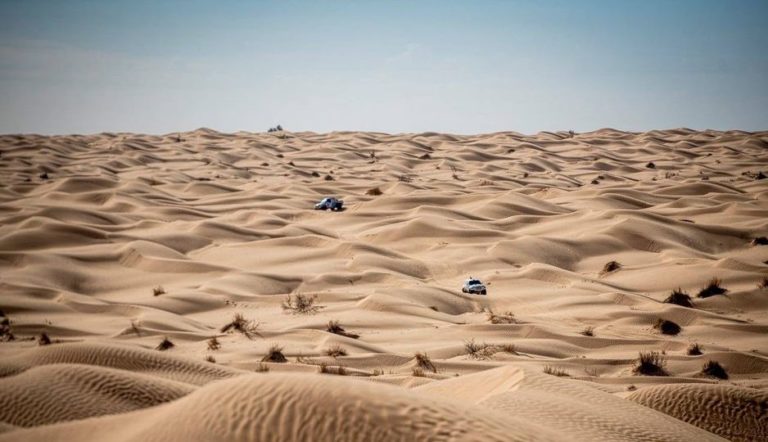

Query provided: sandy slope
[0,128,766,440]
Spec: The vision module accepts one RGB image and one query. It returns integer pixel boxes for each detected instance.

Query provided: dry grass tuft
[414,352,438,373]
[205,355,216,363]
[701,360,728,379]
[324,174,334,181]
[633,351,668,376]
[365,187,383,196]
[464,339,496,360]
[254,363,269,373]
[412,367,426,377]
[543,366,570,377]
[487,310,516,324]
[654,318,682,335]
[697,277,728,298]
[319,363,347,376]
[38,332,52,346]
[687,343,703,356]
[282,294,321,314]
[220,313,261,338]
[499,343,517,354]
[152,286,166,296]
[646,161,656,169]
[600,260,622,275]
[663,288,694,308]
[155,337,174,351]
[324,344,348,358]
[580,326,595,337]
[326,320,359,339]
[262,344,287,363]
[207,336,221,351]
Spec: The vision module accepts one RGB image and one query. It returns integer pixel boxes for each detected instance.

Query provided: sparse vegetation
[282,294,321,314]
[697,277,728,298]
[633,351,668,376]
[654,318,682,335]
[254,363,269,372]
[39,171,49,180]
[414,352,437,373]
[262,344,287,363]
[319,363,347,376]
[398,174,413,183]
[311,171,320,177]
[581,326,595,337]
[326,320,359,339]
[419,153,431,160]
[152,286,165,296]
[324,344,347,358]
[751,236,768,246]
[130,320,141,336]
[1,316,14,342]
[464,339,496,360]
[220,313,260,338]
[758,277,768,290]
[205,355,216,363]
[487,310,516,324]
[38,332,52,346]
[600,260,622,275]
[646,161,656,169]
[499,343,517,354]
[412,367,426,377]
[543,366,570,377]
[156,337,174,351]
[701,360,728,379]
[371,368,384,376]
[324,174,334,181]
[663,288,694,308]
[207,336,221,351]
[687,343,703,356]
[365,187,383,196]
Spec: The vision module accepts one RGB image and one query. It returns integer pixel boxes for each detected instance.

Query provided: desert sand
[0,128,766,441]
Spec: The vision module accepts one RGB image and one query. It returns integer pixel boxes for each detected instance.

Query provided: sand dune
[1,128,767,440]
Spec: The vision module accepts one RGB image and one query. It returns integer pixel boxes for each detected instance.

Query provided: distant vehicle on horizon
[462,277,487,295]
[314,196,344,211]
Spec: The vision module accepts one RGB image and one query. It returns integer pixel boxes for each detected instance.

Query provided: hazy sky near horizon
[1,0,766,135]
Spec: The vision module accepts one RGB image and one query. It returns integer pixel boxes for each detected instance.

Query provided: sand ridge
[1,128,767,440]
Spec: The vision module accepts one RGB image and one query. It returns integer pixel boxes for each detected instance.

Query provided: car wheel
[481,290,487,295]
[462,288,467,293]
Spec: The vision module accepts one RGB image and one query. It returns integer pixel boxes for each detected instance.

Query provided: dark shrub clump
[687,343,703,356]
[701,360,728,380]
[663,288,694,308]
[633,351,668,376]
[697,277,727,298]
[654,319,681,335]
[262,344,287,363]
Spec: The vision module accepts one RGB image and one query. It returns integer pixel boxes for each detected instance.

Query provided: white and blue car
[462,277,487,295]
[314,196,344,211]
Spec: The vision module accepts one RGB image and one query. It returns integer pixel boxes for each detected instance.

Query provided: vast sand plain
[0,128,766,441]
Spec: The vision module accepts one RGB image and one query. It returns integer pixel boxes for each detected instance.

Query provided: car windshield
[468,279,482,285]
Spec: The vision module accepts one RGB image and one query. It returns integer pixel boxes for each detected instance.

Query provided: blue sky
[0,0,766,134]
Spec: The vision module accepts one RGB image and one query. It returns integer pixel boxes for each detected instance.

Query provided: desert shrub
[371,368,384,376]
[1,316,15,342]
[326,320,359,339]
[581,326,595,337]
[697,277,727,298]
[419,153,432,160]
[262,344,287,363]
[464,339,496,360]
[153,286,166,296]
[319,363,347,376]
[591,179,600,185]
[646,161,656,169]
[324,174,334,181]
[324,344,347,358]
[415,352,437,373]
[487,310,516,324]
[663,288,694,308]
[499,344,517,354]
[207,336,221,351]
[221,313,260,338]
[751,236,768,246]
[155,337,174,351]
[758,277,768,289]
[311,171,320,177]
[39,171,49,180]
[365,187,383,196]
[282,294,321,314]
[601,260,622,275]
[398,174,413,183]
[701,360,728,379]
[654,318,681,335]
[38,332,52,346]
[543,366,569,377]
[687,343,703,356]
[205,355,216,363]
[633,351,668,376]
[412,367,426,377]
